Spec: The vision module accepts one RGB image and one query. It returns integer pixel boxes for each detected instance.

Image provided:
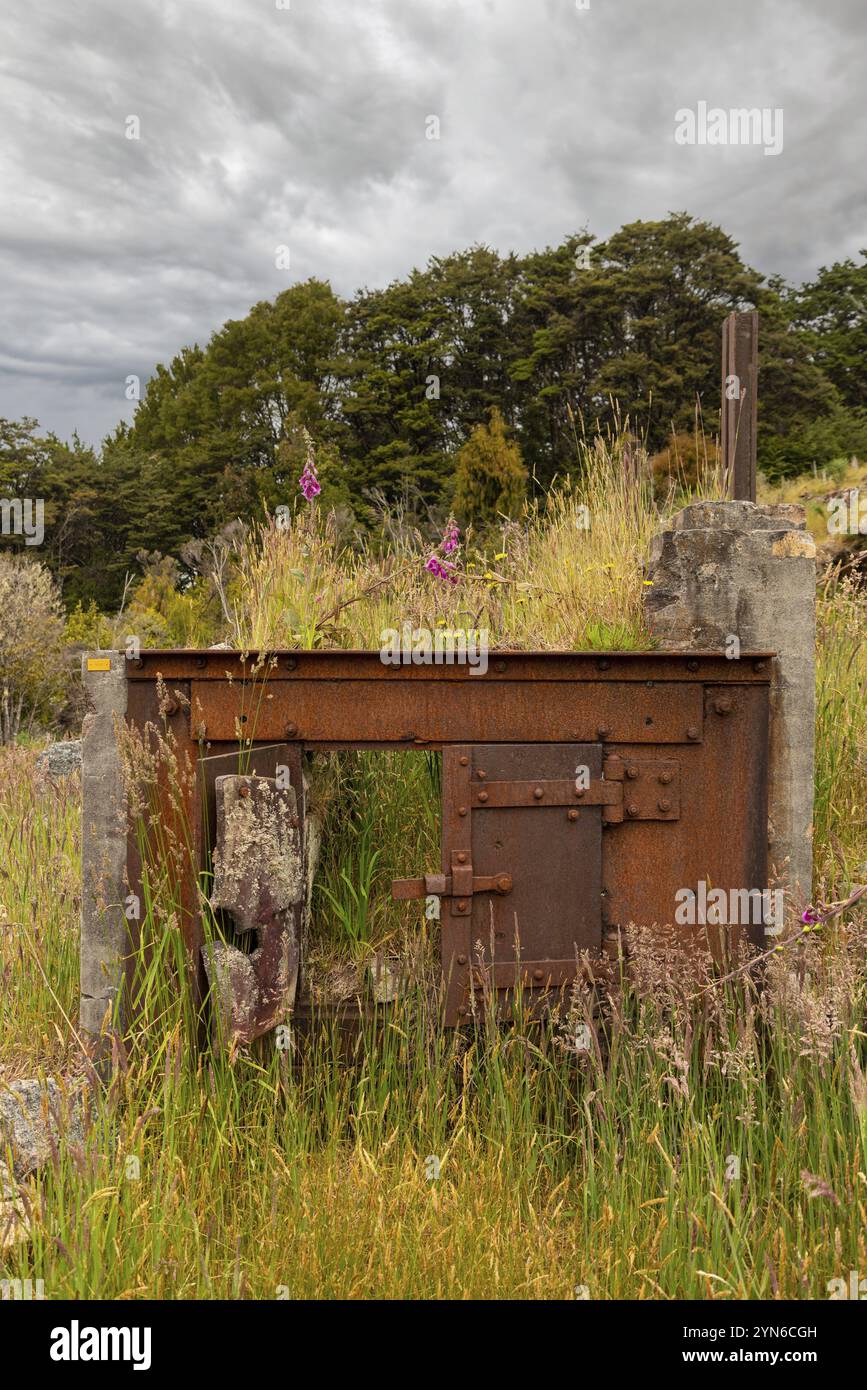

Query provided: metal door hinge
[463,763,681,824]
[601,757,681,822]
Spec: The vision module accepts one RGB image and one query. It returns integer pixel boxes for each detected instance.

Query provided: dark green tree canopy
[6,217,864,608]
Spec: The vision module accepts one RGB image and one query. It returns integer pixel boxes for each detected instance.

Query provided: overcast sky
[0,0,864,447]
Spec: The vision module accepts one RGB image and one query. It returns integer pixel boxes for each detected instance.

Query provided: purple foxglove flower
[425,555,458,584]
[441,520,460,555]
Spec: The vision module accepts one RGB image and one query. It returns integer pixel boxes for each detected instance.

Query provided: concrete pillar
[79,653,129,1043]
[645,501,816,907]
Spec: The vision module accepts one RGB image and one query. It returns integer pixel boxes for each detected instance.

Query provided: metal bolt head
[285,657,297,671]
[687,659,699,672]
[285,723,298,738]
[533,969,544,981]
[658,770,673,785]
[458,806,467,817]
[626,802,640,818]
[496,875,511,892]
[533,786,544,799]
[459,755,469,767]
[477,770,486,780]
[457,852,467,864]
[567,809,579,822]
[713,696,732,715]
[457,955,467,966]
[657,798,672,813]
[597,658,610,671]
[478,791,489,803]
[456,900,468,912]
[597,725,610,739]
[495,660,506,673]
[458,1005,468,1017]
[626,765,639,780]
[753,660,766,673]
[686,726,699,740]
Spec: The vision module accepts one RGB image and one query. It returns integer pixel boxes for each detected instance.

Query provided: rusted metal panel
[440,744,603,1024]
[602,684,769,961]
[722,309,759,503]
[189,675,707,747]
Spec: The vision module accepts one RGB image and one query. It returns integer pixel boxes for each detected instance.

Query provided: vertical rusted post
[721,310,758,501]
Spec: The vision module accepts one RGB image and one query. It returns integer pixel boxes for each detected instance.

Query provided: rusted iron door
[400,742,684,1023]
[439,743,604,1023]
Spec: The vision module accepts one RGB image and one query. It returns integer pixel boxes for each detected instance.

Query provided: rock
[0,1191,29,1250]
[36,740,82,778]
[368,951,408,1004]
[0,1078,89,1251]
[0,1078,86,1181]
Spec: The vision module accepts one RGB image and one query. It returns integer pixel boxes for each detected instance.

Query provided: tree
[791,255,867,408]
[109,279,346,561]
[452,408,527,530]
[0,416,122,608]
[336,246,521,503]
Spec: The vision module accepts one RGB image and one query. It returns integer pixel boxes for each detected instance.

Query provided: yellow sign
[86,658,112,672]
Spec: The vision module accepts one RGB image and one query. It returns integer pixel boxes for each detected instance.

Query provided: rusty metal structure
[121,648,773,1033]
[722,309,759,503]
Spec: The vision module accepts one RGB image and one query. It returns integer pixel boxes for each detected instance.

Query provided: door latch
[392,851,512,915]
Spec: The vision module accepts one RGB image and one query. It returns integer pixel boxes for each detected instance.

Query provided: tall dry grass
[226,431,725,653]
[2,435,865,1299]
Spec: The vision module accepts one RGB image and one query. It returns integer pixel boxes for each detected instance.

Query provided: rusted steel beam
[721,310,759,502]
[126,649,774,684]
[123,650,773,748]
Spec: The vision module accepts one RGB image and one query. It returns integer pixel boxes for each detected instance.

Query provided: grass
[762,458,867,558]
[310,750,440,975]
[226,433,680,653]
[814,570,867,886]
[2,903,866,1297]
[0,748,80,1076]
[2,438,866,1299]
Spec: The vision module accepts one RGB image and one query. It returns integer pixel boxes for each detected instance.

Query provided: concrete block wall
[79,653,130,1043]
[645,501,816,907]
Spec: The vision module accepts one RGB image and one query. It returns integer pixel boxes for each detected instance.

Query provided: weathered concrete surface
[645,501,816,906]
[79,653,129,1041]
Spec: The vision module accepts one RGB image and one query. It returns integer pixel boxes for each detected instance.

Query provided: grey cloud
[0,0,863,445]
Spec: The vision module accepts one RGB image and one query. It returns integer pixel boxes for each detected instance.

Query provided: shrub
[649,430,723,501]
[0,554,67,742]
[452,408,527,530]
